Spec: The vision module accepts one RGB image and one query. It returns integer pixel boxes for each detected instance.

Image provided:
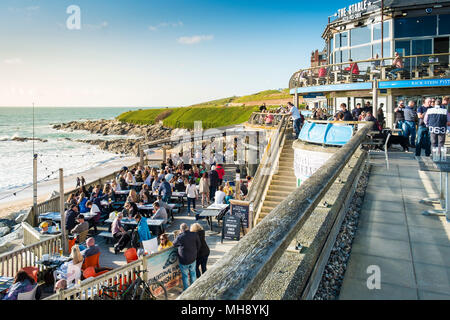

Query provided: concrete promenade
[339,151,450,300]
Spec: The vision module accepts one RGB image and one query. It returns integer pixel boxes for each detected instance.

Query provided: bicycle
[94,269,168,300]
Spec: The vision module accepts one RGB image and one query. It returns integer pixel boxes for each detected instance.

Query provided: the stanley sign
[336,0,377,21]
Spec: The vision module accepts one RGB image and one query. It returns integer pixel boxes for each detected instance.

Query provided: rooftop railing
[289,52,450,89]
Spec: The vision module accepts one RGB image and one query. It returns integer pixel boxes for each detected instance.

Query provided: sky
[0,0,358,107]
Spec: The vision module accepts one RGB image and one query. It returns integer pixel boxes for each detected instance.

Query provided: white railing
[0,234,62,278]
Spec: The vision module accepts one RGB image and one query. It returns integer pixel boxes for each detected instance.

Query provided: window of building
[412,39,432,66]
[330,38,334,52]
[341,49,349,63]
[394,16,437,38]
[439,14,450,35]
[336,31,348,48]
[351,25,371,46]
[350,45,372,61]
[373,21,390,41]
[373,41,391,58]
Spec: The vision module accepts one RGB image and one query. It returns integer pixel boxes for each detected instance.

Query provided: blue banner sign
[379,78,450,89]
[298,122,353,146]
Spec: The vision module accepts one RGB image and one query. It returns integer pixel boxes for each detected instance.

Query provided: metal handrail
[179,123,370,300]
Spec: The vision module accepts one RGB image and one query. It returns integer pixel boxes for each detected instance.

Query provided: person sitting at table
[102,184,116,202]
[132,214,153,249]
[344,59,360,75]
[38,221,51,234]
[2,270,38,300]
[67,193,78,207]
[139,190,152,206]
[224,188,234,204]
[112,212,131,255]
[135,170,144,183]
[158,233,173,251]
[77,193,89,214]
[127,189,139,204]
[123,201,139,219]
[81,237,100,258]
[214,186,226,205]
[54,279,67,293]
[125,171,136,185]
[111,180,121,192]
[158,177,172,203]
[152,201,168,225]
[85,201,100,234]
[89,185,103,202]
[389,52,406,79]
[54,245,84,282]
[70,214,89,242]
[65,204,79,234]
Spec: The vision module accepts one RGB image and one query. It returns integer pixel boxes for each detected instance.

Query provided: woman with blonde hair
[199,172,210,208]
[125,171,136,185]
[190,223,210,278]
[127,189,139,204]
[54,244,84,281]
[157,233,173,251]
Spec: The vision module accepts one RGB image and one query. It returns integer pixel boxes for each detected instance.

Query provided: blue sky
[0,0,357,107]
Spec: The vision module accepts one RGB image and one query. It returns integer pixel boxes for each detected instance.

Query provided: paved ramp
[339,151,450,300]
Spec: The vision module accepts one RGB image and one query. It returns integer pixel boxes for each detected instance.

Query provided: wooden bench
[98,231,114,244]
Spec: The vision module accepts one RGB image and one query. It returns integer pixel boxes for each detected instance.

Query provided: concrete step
[265,193,291,202]
[261,200,281,209]
[271,176,297,183]
[268,184,296,193]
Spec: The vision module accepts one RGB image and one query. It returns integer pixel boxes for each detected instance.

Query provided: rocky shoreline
[53,120,175,156]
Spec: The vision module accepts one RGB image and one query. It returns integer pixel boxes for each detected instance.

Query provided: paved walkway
[339,151,450,300]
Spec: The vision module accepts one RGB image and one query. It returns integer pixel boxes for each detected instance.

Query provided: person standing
[76,177,80,188]
[288,102,303,138]
[199,172,210,208]
[190,223,210,278]
[173,223,201,291]
[337,103,353,121]
[403,100,417,148]
[215,164,225,186]
[394,100,406,131]
[352,103,363,120]
[209,166,219,201]
[186,179,198,215]
[424,99,450,157]
[158,178,172,203]
[416,98,432,157]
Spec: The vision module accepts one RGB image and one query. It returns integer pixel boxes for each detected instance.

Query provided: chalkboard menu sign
[229,200,250,229]
[222,215,242,243]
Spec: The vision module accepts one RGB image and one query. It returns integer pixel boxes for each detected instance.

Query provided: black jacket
[173,231,201,265]
[209,170,219,187]
[196,230,210,258]
[65,209,79,232]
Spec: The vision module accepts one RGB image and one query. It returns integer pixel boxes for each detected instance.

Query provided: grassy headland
[116,89,292,129]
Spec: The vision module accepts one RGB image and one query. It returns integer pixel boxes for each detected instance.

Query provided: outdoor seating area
[290,53,450,88]
[0,152,251,300]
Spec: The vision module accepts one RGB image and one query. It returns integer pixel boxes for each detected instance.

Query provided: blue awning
[298,122,353,146]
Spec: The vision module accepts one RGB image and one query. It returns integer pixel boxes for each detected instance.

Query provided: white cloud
[3,58,23,65]
[148,21,183,31]
[177,35,214,45]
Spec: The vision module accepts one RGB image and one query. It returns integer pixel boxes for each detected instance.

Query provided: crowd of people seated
[333,102,385,132]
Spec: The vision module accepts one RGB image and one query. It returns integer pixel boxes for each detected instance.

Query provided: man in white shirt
[86,201,102,233]
[214,186,226,205]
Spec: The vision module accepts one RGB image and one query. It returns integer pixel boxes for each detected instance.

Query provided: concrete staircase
[256,137,297,225]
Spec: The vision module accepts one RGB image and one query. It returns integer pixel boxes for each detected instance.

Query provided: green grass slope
[116,89,289,129]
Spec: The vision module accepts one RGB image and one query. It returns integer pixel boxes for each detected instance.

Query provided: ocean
[0,107,153,199]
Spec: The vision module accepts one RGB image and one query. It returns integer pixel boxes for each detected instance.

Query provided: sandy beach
[0,150,166,218]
